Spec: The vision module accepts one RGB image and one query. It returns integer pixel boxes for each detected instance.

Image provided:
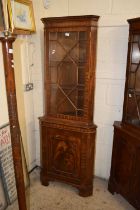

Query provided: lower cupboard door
[132,147,140,208]
[47,128,81,180]
[113,136,134,195]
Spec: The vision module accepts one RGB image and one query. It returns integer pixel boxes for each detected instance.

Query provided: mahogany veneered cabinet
[39,15,99,196]
[108,17,140,209]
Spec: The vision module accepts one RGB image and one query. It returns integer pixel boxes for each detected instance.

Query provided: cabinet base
[108,180,115,195]
[40,171,93,197]
[108,121,140,210]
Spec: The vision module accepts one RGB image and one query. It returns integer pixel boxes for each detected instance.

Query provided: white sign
[0,125,17,204]
[0,176,7,210]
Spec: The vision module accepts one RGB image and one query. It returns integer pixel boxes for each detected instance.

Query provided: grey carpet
[7,168,134,210]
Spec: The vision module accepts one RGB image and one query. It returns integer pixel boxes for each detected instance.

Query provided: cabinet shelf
[50,84,85,88]
[50,59,86,66]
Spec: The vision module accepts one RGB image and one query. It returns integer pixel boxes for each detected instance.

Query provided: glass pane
[58,101,76,116]
[128,72,135,89]
[49,41,66,61]
[58,32,78,52]
[64,88,77,107]
[133,34,140,42]
[130,63,139,72]
[79,31,87,40]
[131,42,140,64]
[49,85,60,114]
[48,31,88,117]
[69,41,87,63]
[126,92,140,126]
[79,41,87,62]
[135,65,140,91]
[49,32,57,40]
[78,66,85,85]
[58,57,77,86]
[77,90,84,109]
[125,35,140,126]
[49,66,57,84]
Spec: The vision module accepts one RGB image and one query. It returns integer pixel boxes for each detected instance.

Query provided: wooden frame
[0,36,27,210]
[8,0,36,35]
[0,0,5,31]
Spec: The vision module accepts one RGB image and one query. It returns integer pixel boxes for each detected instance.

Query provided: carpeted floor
[7,168,134,210]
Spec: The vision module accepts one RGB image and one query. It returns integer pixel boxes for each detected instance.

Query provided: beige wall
[13,39,29,169]
[13,38,36,171]
[0,43,9,127]
[0,38,36,171]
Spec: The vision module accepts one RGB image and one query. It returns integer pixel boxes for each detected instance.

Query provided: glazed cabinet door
[47,128,81,182]
[123,34,140,126]
[47,30,89,119]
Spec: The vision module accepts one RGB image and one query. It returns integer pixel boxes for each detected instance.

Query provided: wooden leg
[42,180,49,186]
[79,185,93,197]
[108,181,115,195]
[40,171,49,186]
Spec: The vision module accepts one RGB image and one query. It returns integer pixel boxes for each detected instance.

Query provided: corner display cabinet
[39,15,99,197]
[108,17,140,209]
